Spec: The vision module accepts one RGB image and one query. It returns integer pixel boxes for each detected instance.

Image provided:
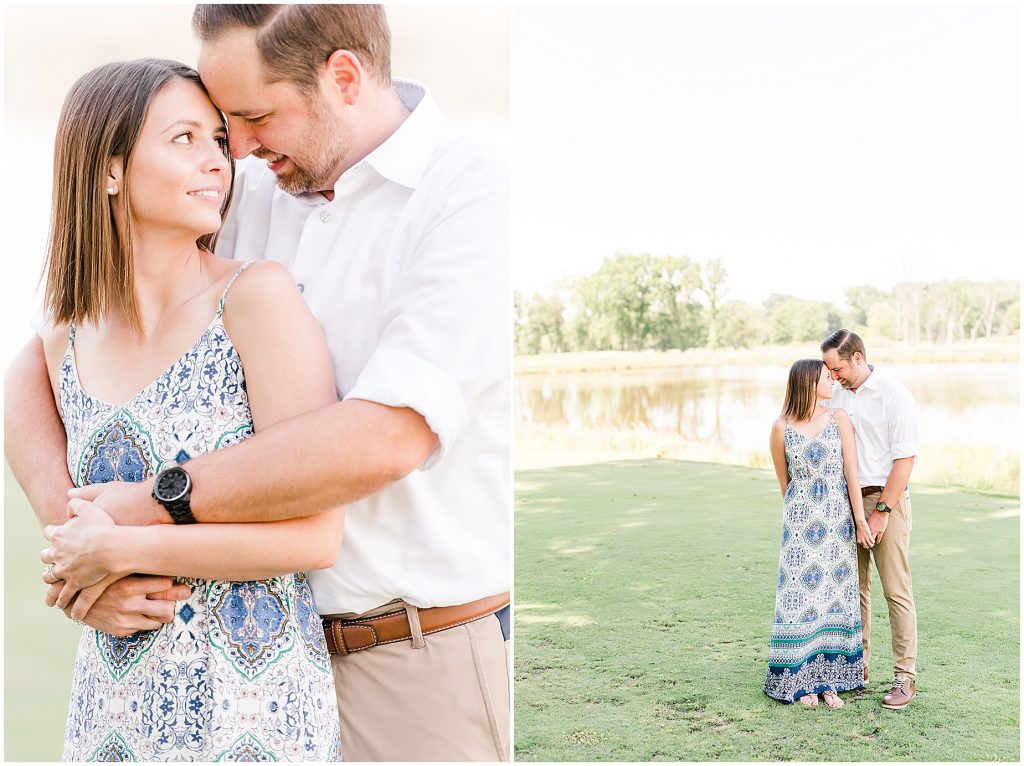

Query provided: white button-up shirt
[217,80,510,614]
[829,366,918,487]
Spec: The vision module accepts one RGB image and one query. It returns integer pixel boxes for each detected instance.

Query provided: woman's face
[815,363,834,400]
[121,78,231,241]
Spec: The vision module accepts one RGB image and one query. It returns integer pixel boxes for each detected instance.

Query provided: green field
[514,459,1020,761]
[5,465,81,761]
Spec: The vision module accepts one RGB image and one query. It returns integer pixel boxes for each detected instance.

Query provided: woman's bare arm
[769,418,790,497]
[44,261,346,610]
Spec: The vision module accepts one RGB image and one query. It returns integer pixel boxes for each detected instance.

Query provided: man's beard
[273,96,349,196]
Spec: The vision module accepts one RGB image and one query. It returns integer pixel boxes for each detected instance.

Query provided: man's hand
[67,481,169,526]
[868,511,889,544]
[855,520,875,549]
[48,574,191,636]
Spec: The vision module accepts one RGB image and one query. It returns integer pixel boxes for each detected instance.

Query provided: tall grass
[516,423,1019,495]
[516,339,1020,375]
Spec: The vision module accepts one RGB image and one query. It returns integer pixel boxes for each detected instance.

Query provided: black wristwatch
[875,501,893,514]
[152,465,197,524]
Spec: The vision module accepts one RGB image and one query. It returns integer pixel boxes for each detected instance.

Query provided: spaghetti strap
[68,321,77,347]
[216,261,253,317]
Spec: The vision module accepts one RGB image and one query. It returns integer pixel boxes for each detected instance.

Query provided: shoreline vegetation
[515,427,1019,496]
[515,337,1020,375]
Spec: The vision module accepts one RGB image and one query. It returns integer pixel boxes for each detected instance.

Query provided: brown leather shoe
[881,676,916,709]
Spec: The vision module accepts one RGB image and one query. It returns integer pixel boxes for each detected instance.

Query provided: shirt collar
[358,78,443,190]
[858,364,883,391]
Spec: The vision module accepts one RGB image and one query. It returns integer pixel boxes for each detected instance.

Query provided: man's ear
[106,156,124,196]
[324,49,363,106]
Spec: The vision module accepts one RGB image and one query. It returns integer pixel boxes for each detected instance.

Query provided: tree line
[515,253,1020,354]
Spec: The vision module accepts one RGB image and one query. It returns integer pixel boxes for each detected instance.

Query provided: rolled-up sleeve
[888,385,919,459]
[345,347,468,470]
[343,149,509,470]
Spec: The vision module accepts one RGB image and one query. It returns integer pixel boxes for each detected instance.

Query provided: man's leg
[872,489,918,681]
[857,538,873,677]
[330,612,509,761]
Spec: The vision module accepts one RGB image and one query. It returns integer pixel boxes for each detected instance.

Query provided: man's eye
[248,114,270,125]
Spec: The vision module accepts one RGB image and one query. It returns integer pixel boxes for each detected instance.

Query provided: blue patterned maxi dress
[57,263,342,761]
[764,415,865,703]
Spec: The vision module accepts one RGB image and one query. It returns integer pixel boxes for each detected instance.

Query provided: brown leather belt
[323,592,509,656]
[861,485,884,497]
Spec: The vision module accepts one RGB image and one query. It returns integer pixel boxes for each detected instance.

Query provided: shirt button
[296,283,305,293]
[319,210,331,223]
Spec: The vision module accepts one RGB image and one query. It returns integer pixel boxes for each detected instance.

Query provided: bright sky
[512,3,1022,306]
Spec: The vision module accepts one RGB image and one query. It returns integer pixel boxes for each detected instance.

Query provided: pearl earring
[107,186,116,194]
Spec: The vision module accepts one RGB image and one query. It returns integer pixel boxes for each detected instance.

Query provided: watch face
[876,502,887,512]
[157,468,190,502]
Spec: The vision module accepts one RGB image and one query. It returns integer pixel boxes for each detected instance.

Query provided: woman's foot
[822,690,844,709]
[798,693,819,707]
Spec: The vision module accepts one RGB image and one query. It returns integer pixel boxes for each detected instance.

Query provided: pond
[515,363,1020,452]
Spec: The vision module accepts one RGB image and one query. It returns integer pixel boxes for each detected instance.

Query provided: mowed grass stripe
[514,459,1019,761]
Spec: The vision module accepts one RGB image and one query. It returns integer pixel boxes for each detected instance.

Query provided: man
[821,329,918,709]
[5,4,510,760]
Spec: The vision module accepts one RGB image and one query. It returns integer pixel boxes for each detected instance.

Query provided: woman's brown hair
[782,359,826,422]
[43,58,234,332]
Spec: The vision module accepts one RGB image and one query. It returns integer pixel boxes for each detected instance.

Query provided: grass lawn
[514,459,1020,761]
[5,465,81,761]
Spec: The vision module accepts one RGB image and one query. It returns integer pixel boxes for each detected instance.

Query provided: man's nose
[829,369,840,380]
[227,122,258,160]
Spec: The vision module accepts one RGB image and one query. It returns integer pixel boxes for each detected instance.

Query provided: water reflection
[516,363,1020,451]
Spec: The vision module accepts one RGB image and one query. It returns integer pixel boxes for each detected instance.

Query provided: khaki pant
[858,489,918,680]
[328,603,510,762]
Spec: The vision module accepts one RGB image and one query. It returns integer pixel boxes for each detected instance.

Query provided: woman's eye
[216,136,230,156]
[172,132,192,145]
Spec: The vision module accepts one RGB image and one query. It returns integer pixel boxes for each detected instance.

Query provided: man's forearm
[4,337,73,526]
[880,456,915,508]
[185,398,436,522]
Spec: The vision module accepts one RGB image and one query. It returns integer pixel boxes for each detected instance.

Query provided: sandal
[798,693,819,707]
[821,690,844,709]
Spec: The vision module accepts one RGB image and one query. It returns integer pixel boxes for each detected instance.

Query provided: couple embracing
[764,330,919,711]
[5,4,509,762]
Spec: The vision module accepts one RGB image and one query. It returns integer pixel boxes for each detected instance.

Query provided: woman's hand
[40,498,121,609]
[856,520,875,549]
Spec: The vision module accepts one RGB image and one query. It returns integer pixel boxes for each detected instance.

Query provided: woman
[764,359,871,708]
[35,59,342,760]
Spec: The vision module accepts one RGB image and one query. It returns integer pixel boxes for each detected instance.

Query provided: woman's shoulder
[771,416,788,434]
[39,320,71,358]
[218,259,310,343]
[831,408,852,428]
[223,259,296,298]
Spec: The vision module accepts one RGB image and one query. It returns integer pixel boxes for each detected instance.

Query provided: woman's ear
[106,156,124,195]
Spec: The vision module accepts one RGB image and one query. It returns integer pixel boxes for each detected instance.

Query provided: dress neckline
[65,262,250,410]
[785,413,835,441]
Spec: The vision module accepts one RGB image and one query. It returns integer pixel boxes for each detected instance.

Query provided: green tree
[766,296,841,344]
[698,257,728,349]
[717,301,764,348]
[522,293,567,353]
[843,285,886,333]
[573,253,702,351]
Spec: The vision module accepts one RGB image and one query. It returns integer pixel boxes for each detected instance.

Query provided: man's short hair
[821,329,867,362]
[192,4,392,92]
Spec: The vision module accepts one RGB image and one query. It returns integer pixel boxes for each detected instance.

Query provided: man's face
[822,349,863,390]
[198,28,351,195]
